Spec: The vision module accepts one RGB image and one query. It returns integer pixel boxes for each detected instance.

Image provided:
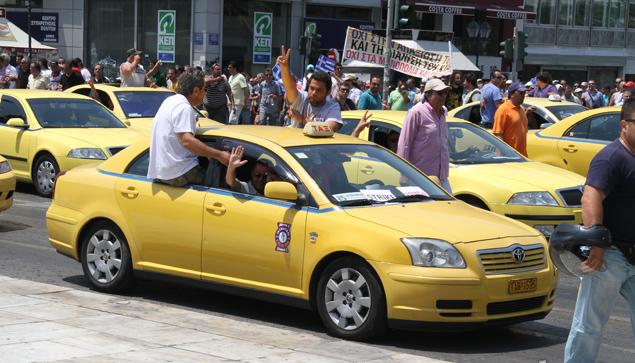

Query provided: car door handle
[120,187,139,198]
[206,202,226,215]
[360,165,375,175]
[562,145,578,153]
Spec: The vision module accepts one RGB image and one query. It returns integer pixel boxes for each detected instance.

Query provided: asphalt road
[0,185,633,363]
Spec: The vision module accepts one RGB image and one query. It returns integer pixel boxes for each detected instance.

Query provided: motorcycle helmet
[549,223,611,276]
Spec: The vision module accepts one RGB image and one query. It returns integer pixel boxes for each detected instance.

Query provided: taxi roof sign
[303,122,334,138]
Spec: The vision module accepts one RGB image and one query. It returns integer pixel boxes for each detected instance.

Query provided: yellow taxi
[449,97,586,129]
[0,155,16,212]
[65,84,221,134]
[0,90,144,197]
[342,110,585,238]
[527,107,620,176]
[48,124,556,340]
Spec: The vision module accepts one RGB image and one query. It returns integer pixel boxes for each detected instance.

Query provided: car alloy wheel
[33,155,59,197]
[316,257,386,340]
[324,267,372,330]
[81,221,135,293]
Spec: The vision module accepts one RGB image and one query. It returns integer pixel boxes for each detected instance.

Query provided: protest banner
[343,27,452,79]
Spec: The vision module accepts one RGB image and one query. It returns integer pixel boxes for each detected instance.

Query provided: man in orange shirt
[493,81,534,156]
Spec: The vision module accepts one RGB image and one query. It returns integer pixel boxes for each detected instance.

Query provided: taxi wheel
[81,221,135,293]
[32,154,59,197]
[316,257,386,340]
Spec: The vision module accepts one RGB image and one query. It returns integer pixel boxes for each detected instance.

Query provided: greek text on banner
[343,27,451,79]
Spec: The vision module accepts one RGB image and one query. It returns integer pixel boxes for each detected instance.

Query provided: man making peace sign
[276,46,342,131]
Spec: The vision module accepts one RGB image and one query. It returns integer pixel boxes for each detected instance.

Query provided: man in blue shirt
[357,76,383,110]
[479,70,504,128]
[564,99,635,362]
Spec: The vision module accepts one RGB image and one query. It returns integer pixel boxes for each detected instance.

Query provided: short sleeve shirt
[480,83,502,124]
[493,100,528,156]
[229,73,248,105]
[291,91,342,127]
[120,62,146,87]
[148,94,199,180]
[585,140,635,244]
[258,80,282,113]
[357,90,383,110]
[388,89,410,111]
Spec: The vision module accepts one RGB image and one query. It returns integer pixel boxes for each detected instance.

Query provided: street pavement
[0,185,633,362]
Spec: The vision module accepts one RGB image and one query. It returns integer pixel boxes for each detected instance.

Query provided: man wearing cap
[120,48,148,87]
[493,81,532,156]
[397,79,452,192]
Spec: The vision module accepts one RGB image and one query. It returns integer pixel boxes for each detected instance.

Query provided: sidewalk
[0,276,450,363]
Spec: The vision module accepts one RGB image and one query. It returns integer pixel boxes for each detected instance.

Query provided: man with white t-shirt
[148,69,229,187]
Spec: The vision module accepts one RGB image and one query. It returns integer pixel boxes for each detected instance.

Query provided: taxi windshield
[287,144,451,206]
[28,99,126,128]
[545,105,586,120]
[448,122,525,164]
[114,91,174,118]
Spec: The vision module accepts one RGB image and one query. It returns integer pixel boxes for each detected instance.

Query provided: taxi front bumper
[0,170,16,212]
[368,239,557,329]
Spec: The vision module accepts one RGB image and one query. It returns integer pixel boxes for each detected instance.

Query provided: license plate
[508,278,537,294]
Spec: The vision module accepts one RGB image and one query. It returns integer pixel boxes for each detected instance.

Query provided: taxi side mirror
[264,181,298,201]
[6,118,27,128]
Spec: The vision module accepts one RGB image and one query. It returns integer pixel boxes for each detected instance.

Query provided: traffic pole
[383,0,394,104]
[512,27,518,81]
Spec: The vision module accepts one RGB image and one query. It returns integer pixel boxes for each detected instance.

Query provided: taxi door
[557,113,616,176]
[201,141,307,293]
[114,151,205,279]
[0,96,33,178]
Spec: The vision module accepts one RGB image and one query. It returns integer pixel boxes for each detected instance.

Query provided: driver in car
[226,145,277,195]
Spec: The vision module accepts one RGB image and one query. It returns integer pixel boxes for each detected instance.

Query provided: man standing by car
[480,70,504,129]
[397,78,452,192]
[257,67,282,125]
[148,69,229,187]
[276,46,342,131]
[493,81,532,157]
[357,76,384,111]
[564,99,635,363]
[204,63,233,124]
[581,80,606,109]
[120,48,147,87]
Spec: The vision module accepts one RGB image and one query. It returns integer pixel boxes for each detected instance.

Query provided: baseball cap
[574,88,583,93]
[624,81,635,88]
[126,48,142,57]
[421,77,429,83]
[525,81,533,87]
[548,94,562,102]
[505,79,512,85]
[581,81,588,86]
[424,78,450,93]
[306,64,315,71]
[343,74,357,81]
[507,81,527,94]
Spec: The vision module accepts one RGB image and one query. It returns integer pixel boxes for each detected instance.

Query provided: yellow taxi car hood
[342,200,539,243]
[42,128,144,148]
[452,161,585,191]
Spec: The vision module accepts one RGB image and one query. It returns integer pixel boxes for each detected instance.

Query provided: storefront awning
[342,40,478,72]
[485,5,536,20]
[0,17,56,52]
[415,1,536,21]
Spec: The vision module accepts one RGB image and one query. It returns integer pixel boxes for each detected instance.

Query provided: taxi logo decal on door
[275,222,291,253]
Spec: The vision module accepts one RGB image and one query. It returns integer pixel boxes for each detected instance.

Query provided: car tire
[32,154,59,197]
[80,221,135,293]
[316,256,387,340]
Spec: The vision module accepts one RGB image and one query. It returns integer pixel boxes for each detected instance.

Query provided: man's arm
[120,55,141,76]
[581,184,606,272]
[396,113,417,161]
[492,108,505,138]
[225,146,248,191]
[226,82,235,109]
[178,132,230,165]
[242,85,249,107]
[276,46,298,104]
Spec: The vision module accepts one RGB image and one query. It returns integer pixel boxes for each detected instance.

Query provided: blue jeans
[565,247,635,362]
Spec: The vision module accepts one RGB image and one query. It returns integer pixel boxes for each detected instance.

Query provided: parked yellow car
[449,97,586,129]
[65,84,221,134]
[342,110,585,237]
[527,107,620,176]
[0,155,16,212]
[48,124,556,340]
[0,90,144,196]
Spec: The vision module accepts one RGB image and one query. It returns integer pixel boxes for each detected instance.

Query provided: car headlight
[507,192,559,206]
[401,238,466,268]
[0,161,11,174]
[67,148,107,160]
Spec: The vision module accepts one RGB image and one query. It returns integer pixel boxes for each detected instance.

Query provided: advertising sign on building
[7,12,58,43]
[253,12,272,64]
[157,10,176,63]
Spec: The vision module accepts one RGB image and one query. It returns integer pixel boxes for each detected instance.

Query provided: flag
[315,54,336,73]
[272,64,286,92]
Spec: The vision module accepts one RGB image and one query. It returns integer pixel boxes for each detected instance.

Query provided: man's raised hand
[276,46,291,68]
[229,146,248,168]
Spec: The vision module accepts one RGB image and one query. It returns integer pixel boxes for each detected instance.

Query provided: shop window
[559,0,574,26]
[539,0,557,25]
[574,0,591,26]
[87,0,135,72]
[592,0,624,28]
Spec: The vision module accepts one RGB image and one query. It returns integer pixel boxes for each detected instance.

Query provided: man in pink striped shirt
[397,78,452,192]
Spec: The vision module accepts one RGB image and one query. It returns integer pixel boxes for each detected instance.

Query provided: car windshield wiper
[385,195,433,203]
[337,199,376,207]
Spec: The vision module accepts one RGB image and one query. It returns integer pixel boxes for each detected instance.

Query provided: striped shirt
[205,76,230,108]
